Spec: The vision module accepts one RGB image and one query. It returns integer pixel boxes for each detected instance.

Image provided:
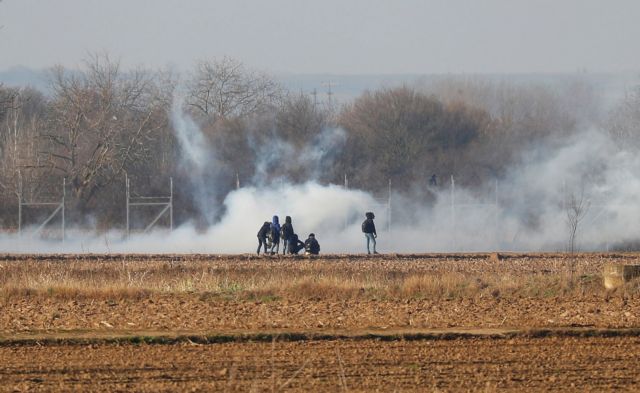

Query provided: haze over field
[1,1,640,253]
[1,0,640,74]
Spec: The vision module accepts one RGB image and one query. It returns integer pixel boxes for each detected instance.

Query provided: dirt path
[1,335,638,392]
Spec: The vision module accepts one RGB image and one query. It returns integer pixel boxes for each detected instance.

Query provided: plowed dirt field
[2,336,639,392]
[1,253,639,391]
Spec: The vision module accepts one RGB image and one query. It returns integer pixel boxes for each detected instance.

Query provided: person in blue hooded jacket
[268,215,281,255]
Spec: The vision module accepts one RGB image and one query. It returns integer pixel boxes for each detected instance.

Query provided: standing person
[257,221,271,255]
[304,233,320,255]
[280,216,294,255]
[362,212,378,254]
[269,215,281,255]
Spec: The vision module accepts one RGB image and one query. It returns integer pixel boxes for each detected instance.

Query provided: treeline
[0,55,636,230]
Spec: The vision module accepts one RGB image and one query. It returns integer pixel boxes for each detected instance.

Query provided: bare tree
[186,57,282,121]
[276,91,329,147]
[607,86,640,150]
[41,54,171,207]
[565,187,590,254]
[0,87,49,227]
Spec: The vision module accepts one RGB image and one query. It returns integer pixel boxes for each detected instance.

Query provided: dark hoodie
[280,216,294,240]
[361,212,377,235]
[289,234,305,254]
[304,234,320,255]
[257,222,271,238]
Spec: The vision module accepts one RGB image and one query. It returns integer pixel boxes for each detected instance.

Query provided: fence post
[169,177,174,232]
[125,175,130,239]
[387,178,391,233]
[344,174,348,230]
[62,178,66,243]
[17,170,22,237]
[451,175,456,249]
[494,178,499,250]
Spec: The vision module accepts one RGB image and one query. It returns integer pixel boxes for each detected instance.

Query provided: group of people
[257,215,320,255]
[256,211,378,255]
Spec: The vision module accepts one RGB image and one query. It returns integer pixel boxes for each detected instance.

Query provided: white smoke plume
[2,103,640,254]
[171,96,219,224]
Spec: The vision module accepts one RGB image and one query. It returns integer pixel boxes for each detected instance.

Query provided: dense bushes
[0,57,609,230]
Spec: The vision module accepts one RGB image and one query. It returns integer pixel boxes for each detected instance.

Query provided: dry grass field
[1,253,640,391]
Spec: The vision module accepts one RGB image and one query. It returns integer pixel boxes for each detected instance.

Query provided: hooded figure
[269,215,281,254]
[280,216,294,254]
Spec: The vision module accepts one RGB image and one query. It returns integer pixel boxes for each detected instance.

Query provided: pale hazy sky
[0,0,639,74]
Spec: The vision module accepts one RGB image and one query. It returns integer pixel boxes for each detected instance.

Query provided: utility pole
[310,88,318,110]
[322,81,337,107]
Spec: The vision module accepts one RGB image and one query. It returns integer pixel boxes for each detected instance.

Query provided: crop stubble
[1,336,639,392]
[1,253,639,391]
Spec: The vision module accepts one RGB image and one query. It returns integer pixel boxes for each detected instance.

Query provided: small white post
[387,178,391,233]
[61,178,66,243]
[125,175,130,238]
[17,170,22,237]
[169,177,174,232]
[344,174,348,230]
[494,178,499,250]
[451,175,456,249]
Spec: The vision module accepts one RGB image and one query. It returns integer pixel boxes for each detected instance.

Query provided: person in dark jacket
[304,233,320,255]
[280,216,294,255]
[361,212,378,254]
[269,215,281,255]
[257,221,271,255]
[288,233,305,255]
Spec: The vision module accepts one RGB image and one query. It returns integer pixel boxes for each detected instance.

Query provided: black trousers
[257,236,268,254]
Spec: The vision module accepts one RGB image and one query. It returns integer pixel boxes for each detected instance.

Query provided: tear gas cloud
[1,101,639,254]
[171,96,219,224]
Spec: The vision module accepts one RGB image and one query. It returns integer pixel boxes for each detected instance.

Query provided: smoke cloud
[171,96,219,224]
[2,99,640,254]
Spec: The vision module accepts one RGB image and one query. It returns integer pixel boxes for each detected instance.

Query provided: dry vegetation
[2,253,640,392]
[0,253,622,302]
[2,253,640,334]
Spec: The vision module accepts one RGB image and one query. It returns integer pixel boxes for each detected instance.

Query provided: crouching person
[288,233,305,255]
[304,233,320,255]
